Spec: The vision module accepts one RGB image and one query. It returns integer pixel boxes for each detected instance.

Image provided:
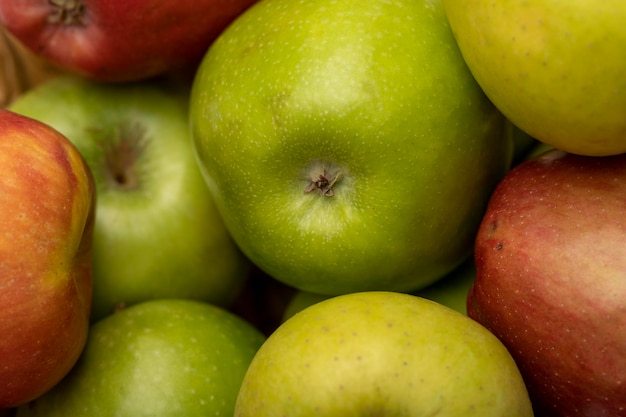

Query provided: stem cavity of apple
[48,0,86,26]
[101,122,147,190]
[304,167,343,197]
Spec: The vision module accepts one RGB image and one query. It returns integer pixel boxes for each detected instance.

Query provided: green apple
[190,0,512,295]
[0,109,95,408]
[506,120,537,165]
[9,76,249,321]
[236,291,533,416]
[16,299,266,417]
[282,258,477,321]
[413,256,476,314]
[443,0,626,156]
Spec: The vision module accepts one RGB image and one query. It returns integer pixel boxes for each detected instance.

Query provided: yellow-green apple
[0,109,95,408]
[10,76,249,322]
[470,149,626,417]
[443,0,626,156]
[0,0,258,82]
[16,299,266,417]
[190,0,512,296]
[236,291,534,416]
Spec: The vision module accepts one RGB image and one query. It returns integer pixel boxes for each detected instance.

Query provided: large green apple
[10,76,249,321]
[190,0,512,295]
[443,0,626,156]
[0,109,95,408]
[16,299,266,417]
[235,291,533,416]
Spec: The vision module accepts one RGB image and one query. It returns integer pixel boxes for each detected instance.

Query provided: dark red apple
[0,0,258,82]
[469,149,626,417]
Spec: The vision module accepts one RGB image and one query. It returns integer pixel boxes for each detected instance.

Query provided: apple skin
[190,0,512,296]
[236,291,533,417]
[0,0,258,82]
[443,0,626,156]
[15,299,266,417]
[282,258,477,321]
[9,76,249,322]
[470,149,626,416]
[0,109,95,408]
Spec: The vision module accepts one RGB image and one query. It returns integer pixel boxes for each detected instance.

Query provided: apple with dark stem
[470,149,626,417]
[190,0,512,296]
[0,0,258,82]
[0,109,95,408]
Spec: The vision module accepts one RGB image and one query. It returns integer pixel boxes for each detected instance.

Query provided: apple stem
[304,169,342,197]
[48,0,85,25]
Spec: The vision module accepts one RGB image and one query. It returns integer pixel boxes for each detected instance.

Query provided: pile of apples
[1,0,624,416]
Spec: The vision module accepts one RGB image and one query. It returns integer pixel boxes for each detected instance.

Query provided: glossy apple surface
[191,0,512,295]
[443,0,626,156]
[0,109,95,408]
[470,149,626,416]
[16,299,266,417]
[236,291,533,416]
[0,0,258,82]
[10,76,249,321]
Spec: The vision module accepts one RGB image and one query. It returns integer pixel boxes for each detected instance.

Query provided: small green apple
[190,0,512,295]
[236,291,533,416]
[9,76,249,321]
[443,0,626,156]
[282,258,477,321]
[412,256,476,315]
[16,299,266,417]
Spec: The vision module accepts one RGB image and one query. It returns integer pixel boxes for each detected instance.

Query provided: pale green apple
[190,0,512,296]
[236,291,533,416]
[16,299,266,417]
[443,0,626,156]
[10,76,249,321]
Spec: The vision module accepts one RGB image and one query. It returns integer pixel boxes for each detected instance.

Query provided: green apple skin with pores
[10,76,249,321]
[443,0,626,156]
[235,291,534,417]
[16,299,266,417]
[190,0,512,295]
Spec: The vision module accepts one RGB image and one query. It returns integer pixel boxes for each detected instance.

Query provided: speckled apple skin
[470,150,626,417]
[0,109,95,408]
[236,291,533,417]
[443,0,626,156]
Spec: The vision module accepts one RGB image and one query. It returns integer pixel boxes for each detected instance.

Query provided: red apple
[469,149,626,417]
[0,109,95,408]
[0,0,258,82]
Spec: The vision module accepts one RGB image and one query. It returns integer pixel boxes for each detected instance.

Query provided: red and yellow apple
[0,109,95,408]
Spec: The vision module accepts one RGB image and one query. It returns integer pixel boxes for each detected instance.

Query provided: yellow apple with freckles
[236,291,533,417]
[0,109,95,408]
